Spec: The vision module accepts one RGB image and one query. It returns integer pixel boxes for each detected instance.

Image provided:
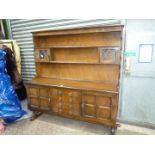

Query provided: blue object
[0,49,26,123]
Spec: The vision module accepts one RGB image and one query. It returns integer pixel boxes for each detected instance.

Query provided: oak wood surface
[26,25,123,130]
[32,25,123,36]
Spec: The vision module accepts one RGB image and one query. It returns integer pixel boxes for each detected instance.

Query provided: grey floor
[3,99,155,135]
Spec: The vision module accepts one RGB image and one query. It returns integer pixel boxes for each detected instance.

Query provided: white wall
[119,20,155,127]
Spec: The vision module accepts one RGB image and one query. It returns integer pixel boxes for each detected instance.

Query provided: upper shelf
[36,46,121,50]
[35,60,120,65]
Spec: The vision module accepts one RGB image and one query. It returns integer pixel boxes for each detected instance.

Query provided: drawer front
[50,87,81,116]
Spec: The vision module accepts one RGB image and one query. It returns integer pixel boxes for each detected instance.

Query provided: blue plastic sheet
[0,49,26,123]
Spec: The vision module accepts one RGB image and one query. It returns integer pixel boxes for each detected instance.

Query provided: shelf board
[26,77,118,93]
[36,46,121,49]
[35,61,120,65]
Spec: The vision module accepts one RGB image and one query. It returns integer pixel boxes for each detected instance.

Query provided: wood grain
[26,25,123,130]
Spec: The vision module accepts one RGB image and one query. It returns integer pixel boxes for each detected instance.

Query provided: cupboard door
[27,86,50,110]
[81,92,116,121]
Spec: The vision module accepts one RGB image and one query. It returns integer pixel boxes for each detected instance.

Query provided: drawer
[51,87,81,97]
[51,88,63,95]
[64,89,81,97]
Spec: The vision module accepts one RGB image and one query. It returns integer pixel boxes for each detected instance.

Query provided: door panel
[39,88,49,97]
[61,95,70,114]
[29,87,38,97]
[40,98,50,110]
[96,96,111,107]
[68,97,81,116]
[82,103,96,118]
[50,94,60,113]
[96,107,111,119]
[52,100,60,113]
[82,95,95,103]
[29,97,39,107]
[39,87,50,110]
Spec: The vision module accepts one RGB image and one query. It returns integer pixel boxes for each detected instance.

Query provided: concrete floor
[3,99,155,135]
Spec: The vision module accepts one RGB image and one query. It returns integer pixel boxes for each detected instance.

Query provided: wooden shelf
[35,61,120,65]
[26,77,118,93]
[37,46,121,49]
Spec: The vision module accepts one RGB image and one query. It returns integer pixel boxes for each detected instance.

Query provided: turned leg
[110,124,119,135]
[111,127,117,135]
[30,111,43,121]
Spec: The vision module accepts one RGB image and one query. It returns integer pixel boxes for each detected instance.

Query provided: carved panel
[99,48,121,64]
[35,49,51,62]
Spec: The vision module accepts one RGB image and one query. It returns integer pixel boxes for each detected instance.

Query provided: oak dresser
[26,25,124,134]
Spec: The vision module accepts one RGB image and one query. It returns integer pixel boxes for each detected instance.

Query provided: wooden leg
[110,124,119,135]
[30,111,43,121]
[111,127,116,135]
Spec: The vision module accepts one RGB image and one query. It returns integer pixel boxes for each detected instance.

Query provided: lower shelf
[26,77,118,93]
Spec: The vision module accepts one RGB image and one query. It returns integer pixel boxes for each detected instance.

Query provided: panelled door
[81,92,117,121]
[27,86,50,110]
